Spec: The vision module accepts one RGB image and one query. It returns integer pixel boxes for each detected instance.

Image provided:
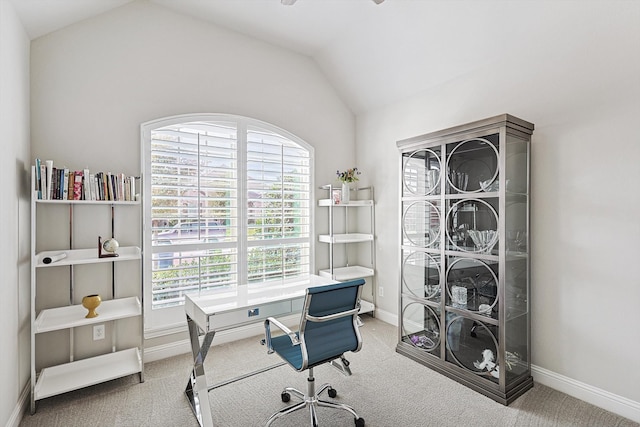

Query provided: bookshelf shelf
[35,247,141,268]
[34,348,142,400]
[318,266,375,281]
[34,297,141,334]
[35,198,139,205]
[317,233,373,244]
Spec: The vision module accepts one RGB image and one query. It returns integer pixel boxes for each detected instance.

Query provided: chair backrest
[298,279,365,369]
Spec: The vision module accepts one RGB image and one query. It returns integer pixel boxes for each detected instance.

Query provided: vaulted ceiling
[9,0,637,114]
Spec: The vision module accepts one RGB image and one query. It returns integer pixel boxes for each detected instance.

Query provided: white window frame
[141,113,315,336]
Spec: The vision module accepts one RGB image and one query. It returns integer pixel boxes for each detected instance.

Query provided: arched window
[141,114,314,333]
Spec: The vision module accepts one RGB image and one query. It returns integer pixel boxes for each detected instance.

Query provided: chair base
[265,367,364,427]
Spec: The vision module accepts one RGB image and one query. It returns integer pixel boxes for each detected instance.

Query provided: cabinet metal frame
[396,114,533,405]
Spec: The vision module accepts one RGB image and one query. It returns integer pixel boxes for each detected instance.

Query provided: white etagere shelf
[29,165,144,413]
[318,185,376,315]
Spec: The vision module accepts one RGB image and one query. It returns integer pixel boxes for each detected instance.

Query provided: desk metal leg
[185,315,215,427]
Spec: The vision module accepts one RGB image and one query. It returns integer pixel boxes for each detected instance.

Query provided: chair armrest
[264,317,299,354]
[306,306,360,323]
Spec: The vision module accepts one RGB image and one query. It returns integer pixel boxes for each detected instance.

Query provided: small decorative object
[468,229,497,253]
[409,334,435,349]
[478,303,492,315]
[98,236,120,258]
[332,189,341,205]
[473,348,500,378]
[451,285,467,308]
[341,182,351,204]
[42,252,67,264]
[82,294,102,318]
[473,349,496,371]
[336,167,361,205]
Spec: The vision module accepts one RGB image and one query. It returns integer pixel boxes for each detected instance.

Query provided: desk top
[184,274,336,332]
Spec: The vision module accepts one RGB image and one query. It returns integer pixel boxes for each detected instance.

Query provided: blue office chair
[263,279,366,427]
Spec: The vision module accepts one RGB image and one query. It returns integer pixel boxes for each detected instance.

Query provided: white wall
[29,1,355,363]
[356,2,640,419]
[0,0,31,425]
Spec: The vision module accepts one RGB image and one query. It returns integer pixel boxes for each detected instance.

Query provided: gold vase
[82,294,101,318]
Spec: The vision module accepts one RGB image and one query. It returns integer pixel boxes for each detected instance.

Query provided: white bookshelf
[30,165,144,414]
[318,185,376,315]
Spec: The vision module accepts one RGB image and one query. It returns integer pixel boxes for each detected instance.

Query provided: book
[35,158,42,199]
[82,168,90,200]
[119,173,125,201]
[89,173,96,200]
[40,163,47,200]
[107,172,115,201]
[45,160,53,200]
[73,171,83,200]
[32,161,137,203]
[62,168,70,200]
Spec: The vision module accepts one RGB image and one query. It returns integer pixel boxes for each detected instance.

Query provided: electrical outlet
[93,324,105,341]
[378,287,384,297]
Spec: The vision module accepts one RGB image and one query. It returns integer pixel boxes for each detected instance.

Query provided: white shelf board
[359,299,375,314]
[318,266,375,281]
[35,198,139,205]
[35,297,141,334]
[35,246,141,268]
[318,233,373,244]
[318,199,373,207]
[34,348,142,400]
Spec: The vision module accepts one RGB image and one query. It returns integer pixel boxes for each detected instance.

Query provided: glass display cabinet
[396,114,534,404]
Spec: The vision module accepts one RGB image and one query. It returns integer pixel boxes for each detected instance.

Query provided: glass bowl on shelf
[468,229,497,253]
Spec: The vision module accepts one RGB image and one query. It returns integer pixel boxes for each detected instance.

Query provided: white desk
[184,274,336,427]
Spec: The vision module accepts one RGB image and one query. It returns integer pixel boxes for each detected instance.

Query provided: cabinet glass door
[446,135,499,194]
[445,313,499,383]
[403,148,441,196]
[445,257,498,317]
[401,302,441,356]
[402,251,441,302]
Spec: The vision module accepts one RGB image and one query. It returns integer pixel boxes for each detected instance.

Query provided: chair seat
[271,317,359,371]
[271,334,303,370]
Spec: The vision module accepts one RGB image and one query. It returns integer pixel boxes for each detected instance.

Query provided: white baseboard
[370,307,397,326]
[6,382,29,427]
[532,365,640,423]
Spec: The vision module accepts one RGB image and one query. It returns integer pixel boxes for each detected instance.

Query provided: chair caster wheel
[281,391,290,402]
[355,417,365,427]
[328,387,337,398]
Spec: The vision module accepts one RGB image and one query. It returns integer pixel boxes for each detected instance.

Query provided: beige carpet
[21,317,638,427]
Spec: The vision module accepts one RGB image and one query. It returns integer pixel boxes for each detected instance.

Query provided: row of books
[34,159,138,201]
